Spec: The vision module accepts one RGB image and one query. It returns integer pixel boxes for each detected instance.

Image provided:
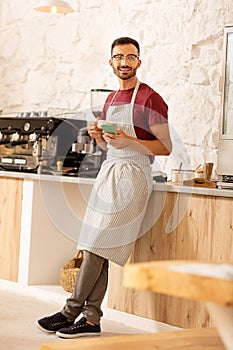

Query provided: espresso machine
[0,112,106,177]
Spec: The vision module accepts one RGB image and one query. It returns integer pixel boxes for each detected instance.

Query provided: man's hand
[103,123,172,156]
[87,120,103,139]
[87,120,108,151]
[103,130,133,149]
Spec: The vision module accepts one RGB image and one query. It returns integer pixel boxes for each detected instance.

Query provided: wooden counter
[0,177,23,281]
[0,171,233,329]
[108,190,233,329]
[0,174,92,285]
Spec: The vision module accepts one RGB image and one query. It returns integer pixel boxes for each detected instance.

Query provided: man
[37,37,172,339]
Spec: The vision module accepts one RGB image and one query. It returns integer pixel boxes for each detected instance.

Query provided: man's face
[109,44,141,81]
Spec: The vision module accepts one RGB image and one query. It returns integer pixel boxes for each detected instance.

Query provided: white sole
[56,331,101,339]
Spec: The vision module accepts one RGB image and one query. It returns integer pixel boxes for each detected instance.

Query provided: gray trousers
[61,250,109,325]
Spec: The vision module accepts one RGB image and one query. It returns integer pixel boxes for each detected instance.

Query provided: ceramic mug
[171,169,195,183]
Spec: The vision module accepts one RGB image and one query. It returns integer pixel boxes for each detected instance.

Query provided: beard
[112,65,137,80]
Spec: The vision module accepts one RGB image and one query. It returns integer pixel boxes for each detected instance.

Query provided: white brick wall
[0,0,233,178]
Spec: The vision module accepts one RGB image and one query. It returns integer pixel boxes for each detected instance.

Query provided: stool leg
[207,303,233,350]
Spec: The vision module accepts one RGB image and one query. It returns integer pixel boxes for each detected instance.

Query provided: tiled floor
[0,281,148,350]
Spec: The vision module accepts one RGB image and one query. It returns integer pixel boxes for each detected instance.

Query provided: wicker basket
[60,250,84,293]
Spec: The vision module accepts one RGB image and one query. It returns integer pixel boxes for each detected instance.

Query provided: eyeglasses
[111,54,139,62]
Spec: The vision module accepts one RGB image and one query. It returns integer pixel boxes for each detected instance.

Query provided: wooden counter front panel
[0,177,23,281]
[108,191,233,329]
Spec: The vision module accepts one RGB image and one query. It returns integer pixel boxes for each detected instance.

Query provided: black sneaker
[37,312,74,333]
[56,317,101,339]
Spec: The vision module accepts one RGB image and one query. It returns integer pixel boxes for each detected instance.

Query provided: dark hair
[111,37,140,56]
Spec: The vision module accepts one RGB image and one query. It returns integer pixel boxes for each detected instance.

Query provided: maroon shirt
[101,82,168,141]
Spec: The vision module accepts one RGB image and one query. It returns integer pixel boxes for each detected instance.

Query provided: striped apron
[78,80,153,266]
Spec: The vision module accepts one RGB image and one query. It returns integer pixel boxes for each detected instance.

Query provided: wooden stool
[40,327,224,350]
[124,260,233,350]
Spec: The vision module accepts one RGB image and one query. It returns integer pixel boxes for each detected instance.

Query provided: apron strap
[131,80,140,105]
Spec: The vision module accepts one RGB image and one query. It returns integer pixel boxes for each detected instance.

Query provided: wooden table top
[123,260,233,306]
[40,328,225,350]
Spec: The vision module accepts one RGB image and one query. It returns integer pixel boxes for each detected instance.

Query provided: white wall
[0,1,2,38]
[0,0,233,178]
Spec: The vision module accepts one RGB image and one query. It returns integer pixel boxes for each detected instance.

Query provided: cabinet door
[218,26,233,177]
[221,27,233,138]
[0,177,23,281]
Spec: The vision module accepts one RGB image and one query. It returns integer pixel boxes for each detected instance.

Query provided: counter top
[0,170,233,198]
